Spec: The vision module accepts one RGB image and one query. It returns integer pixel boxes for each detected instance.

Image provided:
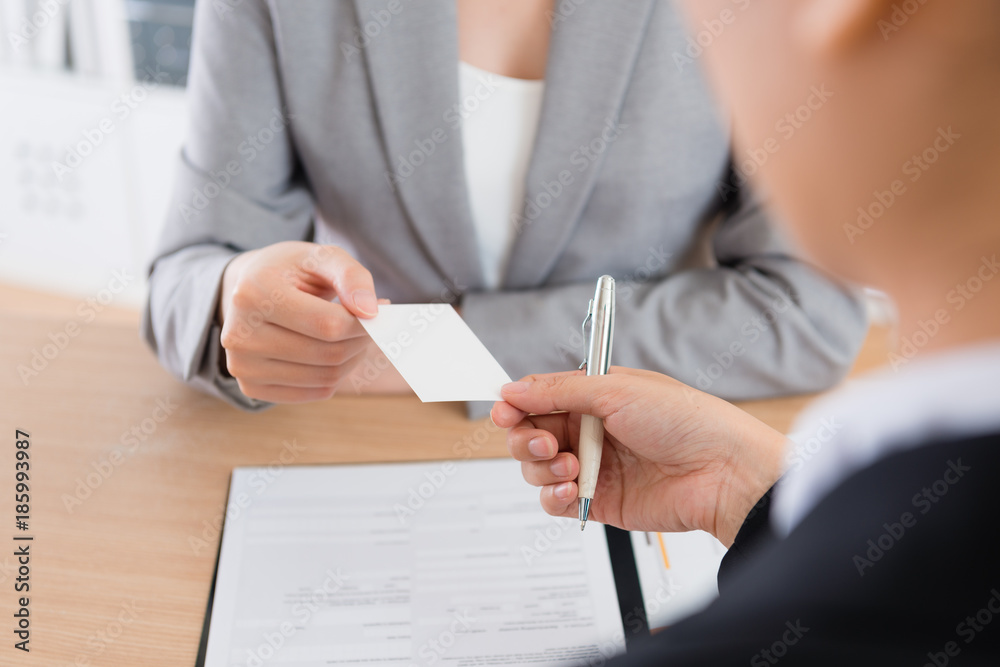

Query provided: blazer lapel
[352,0,483,290]
[503,0,656,289]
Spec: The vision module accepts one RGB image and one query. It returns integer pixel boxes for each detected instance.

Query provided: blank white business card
[358,304,513,402]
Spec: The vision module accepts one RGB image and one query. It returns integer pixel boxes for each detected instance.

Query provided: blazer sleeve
[461,190,868,416]
[609,434,1000,666]
[717,485,776,595]
[141,0,313,411]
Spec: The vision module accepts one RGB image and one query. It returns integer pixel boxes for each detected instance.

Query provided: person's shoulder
[611,432,1000,667]
[783,429,999,587]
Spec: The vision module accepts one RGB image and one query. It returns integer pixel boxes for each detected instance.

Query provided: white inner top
[458,60,545,290]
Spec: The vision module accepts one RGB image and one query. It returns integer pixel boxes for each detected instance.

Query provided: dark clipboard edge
[605,525,650,649]
[193,464,650,665]
[194,470,232,667]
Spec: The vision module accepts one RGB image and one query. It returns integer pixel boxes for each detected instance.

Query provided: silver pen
[577,275,615,530]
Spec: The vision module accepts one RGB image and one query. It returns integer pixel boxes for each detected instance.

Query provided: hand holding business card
[358,304,512,402]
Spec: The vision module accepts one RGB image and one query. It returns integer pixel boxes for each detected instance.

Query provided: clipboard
[194,459,649,666]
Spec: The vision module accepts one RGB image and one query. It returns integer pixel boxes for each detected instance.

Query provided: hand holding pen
[490,296,787,547]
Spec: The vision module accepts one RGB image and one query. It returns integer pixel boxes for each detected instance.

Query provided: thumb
[500,371,632,419]
[305,245,379,318]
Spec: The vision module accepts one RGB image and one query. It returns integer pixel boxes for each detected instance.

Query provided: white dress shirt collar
[773,340,1000,536]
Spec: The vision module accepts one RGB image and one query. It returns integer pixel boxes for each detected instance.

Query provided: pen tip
[578,497,591,530]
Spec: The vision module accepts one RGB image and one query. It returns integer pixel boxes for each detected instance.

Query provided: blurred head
[675,0,1000,301]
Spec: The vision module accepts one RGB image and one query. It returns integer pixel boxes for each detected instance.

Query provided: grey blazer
[143,0,867,414]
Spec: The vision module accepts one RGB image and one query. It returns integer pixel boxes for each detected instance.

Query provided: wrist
[713,423,786,547]
[217,250,256,326]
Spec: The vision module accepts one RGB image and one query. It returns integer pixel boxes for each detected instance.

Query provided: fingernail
[352,289,378,316]
[555,482,574,501]
[528,437,550,458]
[550,458,569,477]
[502,381,530,394]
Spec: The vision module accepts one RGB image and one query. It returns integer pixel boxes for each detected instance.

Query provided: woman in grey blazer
[143,0,867,414]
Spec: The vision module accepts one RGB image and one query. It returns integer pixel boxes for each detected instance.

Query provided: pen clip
[579,299,594,371]
[584,276,615,376]
[604,298,615,371]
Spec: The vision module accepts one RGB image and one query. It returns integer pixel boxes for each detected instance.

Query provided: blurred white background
[1,0,194,308]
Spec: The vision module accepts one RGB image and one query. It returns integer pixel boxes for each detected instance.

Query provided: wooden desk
[0,284,889,666]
